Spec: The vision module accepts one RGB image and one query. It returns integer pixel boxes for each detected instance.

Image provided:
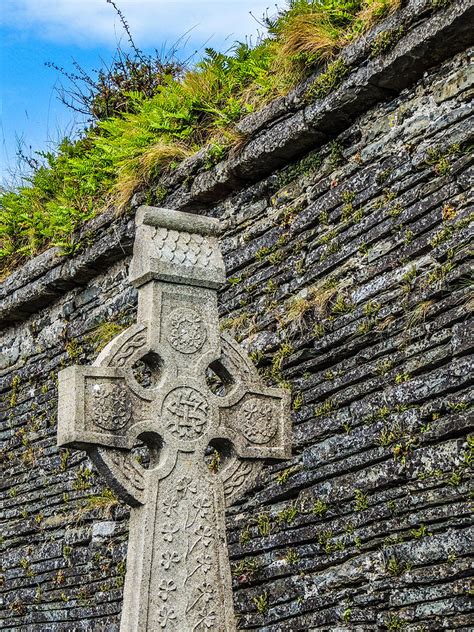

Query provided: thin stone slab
[57,206,291,631]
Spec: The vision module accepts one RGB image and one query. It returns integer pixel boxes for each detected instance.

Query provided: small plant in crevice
[73,464,93,491]
[405,299,433,329]
[220,312,250,334]
[363,300,381,317]
[448,469,462,486]
[265,279,277,294]
[65,339,83,361]
[82,487,119,518]
[375,359,394,376]
[392,433,417,463]
[341,606,352,623]
[342,420,352,433]
[331,294,354,316]
[207,449,221,474]
[314,398,334,418]
[329,140,344,167]
[232,557,261,579]
[204,142,228,170]
[306,58,349,101]
[354,489,368,511]
[285,549,300,565]
[313,322,326,338]
[62,545,73,566]
[257,512,271,537]
[377,424,402,447]
[253,591,269,615]
[20,557,34,578]
[384,613,407,630]
[312,498,328,516]
[276,466,299,485]
[425,143,460,176]
[394,372,411,384]
[115,559,127,588]
[317,528,337,554]
[271,342,293,379]
[88,321,126,352]
[410,523,432,539]
[59,448,71,472]
[292,391,304,411]
[239,527,251,545]
[441,203,457,221]
[370,25,404,57]
[277,503,298,525]
[430,224,454,248]
[385,555,412,576]
[9,375,21,408]
[431,0,453,10]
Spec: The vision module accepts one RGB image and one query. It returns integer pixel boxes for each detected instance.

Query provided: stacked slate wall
[1,3,473,630]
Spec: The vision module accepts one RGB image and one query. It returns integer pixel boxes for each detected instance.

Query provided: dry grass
[279,12,346,64]
[284,281,340,329]
[112,142,191,211]
[75,488,119,521]
[357,0,402,31]
[273,0,402,81]
[406,300,434,329]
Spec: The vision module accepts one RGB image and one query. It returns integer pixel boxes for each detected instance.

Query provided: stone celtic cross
[57,207,291,631]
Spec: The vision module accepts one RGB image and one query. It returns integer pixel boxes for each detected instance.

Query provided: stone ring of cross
[57,206,291,632]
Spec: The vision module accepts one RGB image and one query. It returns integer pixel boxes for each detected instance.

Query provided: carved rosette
[167,308,207,354]
[90,383,132,431]
[241,397,277,444]
[163,387,209,440]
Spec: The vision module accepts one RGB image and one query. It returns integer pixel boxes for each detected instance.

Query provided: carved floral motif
[163,387,208,439]
[192,496,212,519]
[167,308,207,354]
[163,495,179,517]
[177,476,197,496]
[158,604,177,628]
[161,551,181,570]
[193,608,217,630]
[156,477,220,630]
[161,522,179,542]
[91,383,132,430]
[241,398,277,443]
[158,579,177,601]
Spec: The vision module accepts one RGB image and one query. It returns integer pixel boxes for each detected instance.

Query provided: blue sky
[0,0,273,186]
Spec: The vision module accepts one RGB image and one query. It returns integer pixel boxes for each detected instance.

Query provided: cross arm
[57,365,143,450]
[215,333,291,460]
[219,386,291,459]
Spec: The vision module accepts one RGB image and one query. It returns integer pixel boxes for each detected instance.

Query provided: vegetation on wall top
[0,0,402,275]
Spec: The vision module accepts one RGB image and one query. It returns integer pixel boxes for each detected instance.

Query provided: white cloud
[1,0,274,48]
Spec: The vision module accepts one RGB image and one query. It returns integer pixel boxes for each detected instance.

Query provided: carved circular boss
[167,308,207,354]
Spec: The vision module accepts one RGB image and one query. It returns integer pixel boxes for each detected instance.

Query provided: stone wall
[1,2,473,630]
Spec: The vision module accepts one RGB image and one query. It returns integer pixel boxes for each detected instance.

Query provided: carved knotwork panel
[163,386,209,440]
